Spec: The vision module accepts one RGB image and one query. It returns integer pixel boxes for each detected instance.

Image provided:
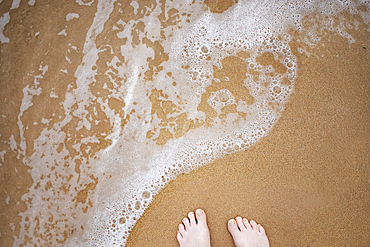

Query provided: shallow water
[0,0,369,246]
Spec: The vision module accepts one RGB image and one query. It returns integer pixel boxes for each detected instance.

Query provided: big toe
[228,219,239,236]
[196,209,207,225]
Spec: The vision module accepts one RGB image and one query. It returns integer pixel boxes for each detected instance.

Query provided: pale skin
[177,209,270,247]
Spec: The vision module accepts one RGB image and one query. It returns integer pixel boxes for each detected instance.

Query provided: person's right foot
[227,217,270,247]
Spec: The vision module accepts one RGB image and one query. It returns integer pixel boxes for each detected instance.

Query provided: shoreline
[0,2,369,246]
[126,27,370,246]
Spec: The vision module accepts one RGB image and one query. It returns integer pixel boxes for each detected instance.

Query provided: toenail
[228,219,235,226]
[196,209,203,216]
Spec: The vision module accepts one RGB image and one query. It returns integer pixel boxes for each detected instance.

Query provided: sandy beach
[0,1,369,246]
[127,25,370,246]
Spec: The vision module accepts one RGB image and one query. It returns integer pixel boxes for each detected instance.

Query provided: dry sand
[0,1,369,247]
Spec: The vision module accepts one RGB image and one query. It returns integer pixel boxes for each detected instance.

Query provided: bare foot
[228,217,270,247]
[177,209,211,247]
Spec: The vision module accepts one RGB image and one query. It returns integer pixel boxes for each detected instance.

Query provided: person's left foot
[177,209,211,247]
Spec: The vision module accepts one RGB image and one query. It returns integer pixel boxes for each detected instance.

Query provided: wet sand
[0,1,370,247]
[127,30,370,246]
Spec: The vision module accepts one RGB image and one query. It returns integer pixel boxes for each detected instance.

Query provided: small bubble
[135,201,141,210]
[142,191,150,199]
[219,92,229,102]
[201,45,209,53]
[119,217,126,224]
[273,86,281,94]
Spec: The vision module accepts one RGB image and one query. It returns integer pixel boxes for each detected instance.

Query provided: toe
[243,218,252,230]
[258,223,266,234]
[195,209,207,225]
[249,220,258,230]
[236,217,245,231]
[179,223,186,235]
[176,230,183,242]
[228,219,240,235]
[182,217,190,229]
[188,211,196,225]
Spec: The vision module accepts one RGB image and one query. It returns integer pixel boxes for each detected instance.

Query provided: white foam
[0,12,10,43]
[66,13,80,21]
[76,0,94,6]
[58,29,67,36]
[28,0,35,6]
[0,150,5,162]
[11,0,21,10]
